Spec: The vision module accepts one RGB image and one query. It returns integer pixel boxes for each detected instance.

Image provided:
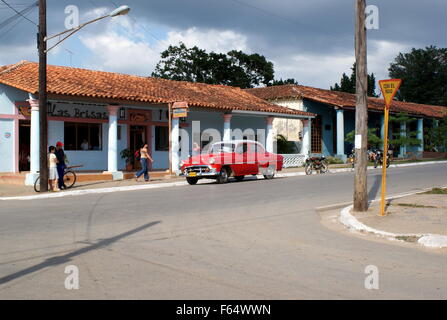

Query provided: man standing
[55,141,66,190]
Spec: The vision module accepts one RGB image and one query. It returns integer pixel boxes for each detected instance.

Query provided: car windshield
[209,143,235,154]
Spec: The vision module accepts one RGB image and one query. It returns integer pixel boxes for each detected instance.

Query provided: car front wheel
[216,167,230,184]
[186,177,199,185]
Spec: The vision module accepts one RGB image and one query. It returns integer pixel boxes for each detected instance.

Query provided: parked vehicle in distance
[179,140,284,185]
[304,155,328,175]
[373,149,392,168]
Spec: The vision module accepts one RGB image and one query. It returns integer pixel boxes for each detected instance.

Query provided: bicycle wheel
[34,177,41,193]
[63,170,76,189]
[321,161,329,173]
[305,163,313,175]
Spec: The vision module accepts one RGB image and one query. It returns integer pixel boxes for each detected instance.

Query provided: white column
[24,98,40,185]
[265,116,274,153]
[399,121,407,158]
[171,117,180,174]
[336,108,345,158]
[301,118,311,156]
[106,105,123,180]
[223,113,232,142]
[417,118,424,155]
[380,114,385,149]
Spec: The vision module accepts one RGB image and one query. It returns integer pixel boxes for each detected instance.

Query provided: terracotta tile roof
[246,84,447,119]
[0,61,314,118]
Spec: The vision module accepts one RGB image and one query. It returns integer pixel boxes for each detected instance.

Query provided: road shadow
[368,173,382,208]
[0,220,161,285]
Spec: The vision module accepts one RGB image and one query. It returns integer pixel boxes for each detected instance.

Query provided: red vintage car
[180,140,284,185]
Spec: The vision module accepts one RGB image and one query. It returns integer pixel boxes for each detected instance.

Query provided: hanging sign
[172,101,189,118]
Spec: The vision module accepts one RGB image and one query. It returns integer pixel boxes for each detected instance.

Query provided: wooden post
[354,0,368,212]
[39,0,48,192]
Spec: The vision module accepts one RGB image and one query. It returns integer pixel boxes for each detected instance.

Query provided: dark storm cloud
[1,0,446,79]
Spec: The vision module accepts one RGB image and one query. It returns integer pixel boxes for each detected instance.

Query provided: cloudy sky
[0,0,446,90]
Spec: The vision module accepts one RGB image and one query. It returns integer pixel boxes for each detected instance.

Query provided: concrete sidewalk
[353,190,447,236]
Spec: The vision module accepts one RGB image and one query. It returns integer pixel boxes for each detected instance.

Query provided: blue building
[0,61,314,185]
[247,85,447,160]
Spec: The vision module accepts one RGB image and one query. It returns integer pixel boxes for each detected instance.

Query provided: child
[48,146,59,191]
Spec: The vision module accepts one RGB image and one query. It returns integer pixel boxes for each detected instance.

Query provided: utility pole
[38,0,48,192]
[354,0,368,211]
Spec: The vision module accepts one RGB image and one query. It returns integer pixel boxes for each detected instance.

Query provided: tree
[389,46,447,106]
[388,113,422,153]
[331,63,378,97]
[270,78,299,86]
[345,128,382,149]
[425,116,447,152]
[151,43,274,88]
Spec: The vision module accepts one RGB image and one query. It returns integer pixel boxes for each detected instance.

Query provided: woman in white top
[48,145,59,191]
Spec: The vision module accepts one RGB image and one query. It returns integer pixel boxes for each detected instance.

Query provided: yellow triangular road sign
[379,79,402,109]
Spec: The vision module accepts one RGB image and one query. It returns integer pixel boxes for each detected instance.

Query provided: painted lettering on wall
[48,104,108,119]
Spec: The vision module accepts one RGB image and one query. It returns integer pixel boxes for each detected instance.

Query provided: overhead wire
[0,0,37,30]
[0,0,37,26]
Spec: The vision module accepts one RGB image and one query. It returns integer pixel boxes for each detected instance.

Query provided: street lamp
[44,5,130,52]
[37,1,130,192]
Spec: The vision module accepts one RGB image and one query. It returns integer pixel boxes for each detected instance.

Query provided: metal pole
[380,108,390,216]
[354,0,368,211]
[38,0,48,192]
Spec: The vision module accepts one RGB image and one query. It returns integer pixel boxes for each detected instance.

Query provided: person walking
[48,146,59,191]
[55,141,67,190]
[135,143,153,182]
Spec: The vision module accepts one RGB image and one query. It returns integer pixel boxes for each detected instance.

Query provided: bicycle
[34,165,82,192]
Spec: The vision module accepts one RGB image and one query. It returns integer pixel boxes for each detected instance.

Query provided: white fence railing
[280,154,308,168]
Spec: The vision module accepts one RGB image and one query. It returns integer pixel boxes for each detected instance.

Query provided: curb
[1,160,446,201]
[338,187,447,249]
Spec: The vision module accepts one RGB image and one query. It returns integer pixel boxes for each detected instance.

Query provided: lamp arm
[44,14,109,45]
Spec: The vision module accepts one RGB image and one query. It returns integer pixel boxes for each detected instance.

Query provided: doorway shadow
[0,220,161,285]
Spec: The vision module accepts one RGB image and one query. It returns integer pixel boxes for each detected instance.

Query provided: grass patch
[423,188,447,195]
[395,235,421,243]
[395,203,437,209]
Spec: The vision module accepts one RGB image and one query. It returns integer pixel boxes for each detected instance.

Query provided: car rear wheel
[263,165,275,179]
[186,177,199,185]
[216,167,230,184]
[234,175,244,182]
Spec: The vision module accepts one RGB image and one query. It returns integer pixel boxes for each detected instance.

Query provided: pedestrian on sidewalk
[48,146,59,191]
[55,141,67,190]
[135,144,153,182]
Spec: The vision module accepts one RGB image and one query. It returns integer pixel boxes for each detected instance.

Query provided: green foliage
[345,129,382,148]
[270,78,299,86]
[426,116,447,152]
[331,63,378,97]
[389,113,422,149]
[389,46,447,106]
[120,148,133,162]
[325,156,344,165]
[151,42,274,88]
[275,134,296,154]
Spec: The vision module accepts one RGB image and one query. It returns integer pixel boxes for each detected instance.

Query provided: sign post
[378,79,402,216]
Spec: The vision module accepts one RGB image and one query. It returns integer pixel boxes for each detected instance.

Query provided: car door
[245,142,260,174]
[233,142,247,175]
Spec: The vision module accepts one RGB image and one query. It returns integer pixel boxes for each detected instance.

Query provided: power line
[0,0,37,26]
[0,2,35,39]
[0,0,37,30]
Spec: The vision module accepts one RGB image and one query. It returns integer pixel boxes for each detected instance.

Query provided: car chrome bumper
[180,165,218,178]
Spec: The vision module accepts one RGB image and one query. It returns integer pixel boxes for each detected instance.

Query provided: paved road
[0,163,446,299]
